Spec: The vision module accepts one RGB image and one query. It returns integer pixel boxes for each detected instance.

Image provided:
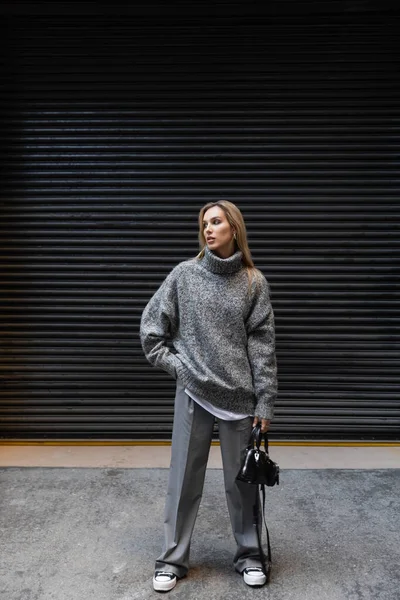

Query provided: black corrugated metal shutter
[1,1,399,440]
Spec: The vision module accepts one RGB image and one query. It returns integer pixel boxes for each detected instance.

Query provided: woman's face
[203,206,236,258]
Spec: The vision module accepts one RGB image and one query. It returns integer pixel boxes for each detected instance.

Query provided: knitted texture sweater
[140,246,278,420]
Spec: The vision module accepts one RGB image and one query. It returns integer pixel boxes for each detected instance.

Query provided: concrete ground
[1,445,399,600]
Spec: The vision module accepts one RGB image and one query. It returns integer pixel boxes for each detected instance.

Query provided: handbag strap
[261,484,272,563]
[263,431,270,454]
[247,425,262,450]
[249,424,271,454]
[253,483,272,579]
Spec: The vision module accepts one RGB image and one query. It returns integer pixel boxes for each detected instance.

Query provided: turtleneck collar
[202,245,244,275]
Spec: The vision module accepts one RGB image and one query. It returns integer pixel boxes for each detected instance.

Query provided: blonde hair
[196,200,262,291]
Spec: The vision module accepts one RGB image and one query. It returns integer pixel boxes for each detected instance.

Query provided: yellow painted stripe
[0,440,399,447]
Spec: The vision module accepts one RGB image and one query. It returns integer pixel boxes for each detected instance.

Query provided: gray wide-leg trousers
[155,379,262,578]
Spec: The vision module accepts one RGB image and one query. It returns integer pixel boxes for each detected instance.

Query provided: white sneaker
[243,567,267,587]
[153,571,177,592]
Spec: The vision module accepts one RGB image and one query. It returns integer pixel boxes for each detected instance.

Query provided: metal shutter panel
[0,2,399,439]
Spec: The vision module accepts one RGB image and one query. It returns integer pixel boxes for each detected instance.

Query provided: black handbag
[236,424,280,487]
[236,424,280,582]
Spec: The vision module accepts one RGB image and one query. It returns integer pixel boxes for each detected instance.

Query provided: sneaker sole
[243,571,267,586]
[153,576,177,592]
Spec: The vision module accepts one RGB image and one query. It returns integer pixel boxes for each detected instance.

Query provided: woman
[140,200,277,592]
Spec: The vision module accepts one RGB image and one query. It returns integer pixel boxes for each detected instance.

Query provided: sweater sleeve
[246,272,278,420]
[140,268,182,379]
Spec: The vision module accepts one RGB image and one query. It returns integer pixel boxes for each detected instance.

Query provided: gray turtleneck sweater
[140,246,278,420]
